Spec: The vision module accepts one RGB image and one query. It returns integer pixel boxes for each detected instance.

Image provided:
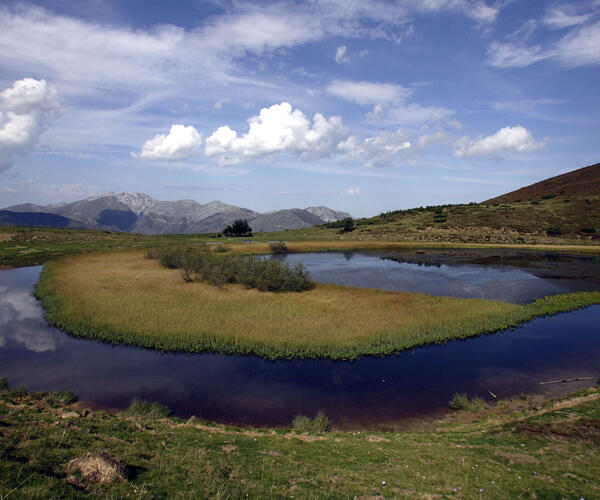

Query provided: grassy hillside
[485,162,600,203]
[1,379,599,499]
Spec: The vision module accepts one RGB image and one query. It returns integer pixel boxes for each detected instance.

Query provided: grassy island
[35,250,600,359]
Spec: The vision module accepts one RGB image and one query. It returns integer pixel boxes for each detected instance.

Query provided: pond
[269,249,600,304]
[1,250,599,428]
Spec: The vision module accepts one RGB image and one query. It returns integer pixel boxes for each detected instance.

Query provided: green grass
[34,250,600,360]
[1,379,599,498]
[449,393,486,412]
[126,399,171,419]
[3,197,600,268]
[292,411,332,433]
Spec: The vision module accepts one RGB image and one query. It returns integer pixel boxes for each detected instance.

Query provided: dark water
[1,259,599,428]
[269,250,600,304]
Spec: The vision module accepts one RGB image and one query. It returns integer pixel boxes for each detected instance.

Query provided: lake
[1,250,599,428]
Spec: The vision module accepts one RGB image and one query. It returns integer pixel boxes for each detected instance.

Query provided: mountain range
[1,193,351,234]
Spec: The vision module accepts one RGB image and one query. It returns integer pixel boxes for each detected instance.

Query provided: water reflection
[0,267,63,352]
[272,251,600,304]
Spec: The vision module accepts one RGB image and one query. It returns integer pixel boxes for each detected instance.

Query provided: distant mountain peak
[2,191,351,234]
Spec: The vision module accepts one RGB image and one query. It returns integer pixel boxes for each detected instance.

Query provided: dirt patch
[284,432,326,442]
[220,444,237,453]
[65,452,127,490]
[260,450,281,456]
[513,418,600,443]
[496,452,539,465]
[364,434,389,442]
[0,233,13,243]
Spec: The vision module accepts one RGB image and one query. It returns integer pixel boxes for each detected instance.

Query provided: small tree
[223,219,253,237]
[339,217,355,233]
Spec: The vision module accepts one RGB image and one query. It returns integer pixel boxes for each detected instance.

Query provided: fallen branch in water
[540,377,596,385]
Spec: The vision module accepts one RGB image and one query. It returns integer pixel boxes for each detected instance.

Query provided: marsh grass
[126,399,171,418]
[449,393,486,412]
[292,411,331,433]
[47,389,78,404]
[35,251,600,359]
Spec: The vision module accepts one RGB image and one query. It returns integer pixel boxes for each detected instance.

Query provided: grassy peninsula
[35,250,600,359]
[1,379,599,499]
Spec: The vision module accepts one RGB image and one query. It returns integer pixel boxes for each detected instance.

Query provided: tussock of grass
[292,411,331,433]
[47,390,78,404]
[449,393,486,412]
[35,251,600,359]
[126,399,171,418]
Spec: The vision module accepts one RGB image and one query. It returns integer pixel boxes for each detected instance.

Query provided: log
[540,377,596,385]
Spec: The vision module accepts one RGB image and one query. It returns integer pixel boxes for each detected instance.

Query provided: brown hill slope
[485,162,600,203]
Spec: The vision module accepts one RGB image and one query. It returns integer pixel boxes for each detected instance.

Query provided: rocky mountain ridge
[3,192,351,234]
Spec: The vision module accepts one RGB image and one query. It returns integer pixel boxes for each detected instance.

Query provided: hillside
[267,161,600,245]
[485,162,600,203]
[0,210,83,229]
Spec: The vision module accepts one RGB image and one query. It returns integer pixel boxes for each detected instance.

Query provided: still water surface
[1,252,599,428]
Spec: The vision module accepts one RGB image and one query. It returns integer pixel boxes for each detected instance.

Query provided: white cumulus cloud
[454,125,546,158]
[205,102,346,165]
[338,129,412,167]
[335,45,350,63]
[0,78,60,171]
[134,124,202,161]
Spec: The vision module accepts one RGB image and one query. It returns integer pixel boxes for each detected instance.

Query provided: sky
[0,0,599,217]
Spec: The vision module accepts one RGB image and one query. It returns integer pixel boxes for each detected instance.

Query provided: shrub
[148,246,315,292]
[546,227,562,236]
[0,377,8,391]
[223,219,253,237]
[326,217,355,232]
[582,227,596,234]
[292,411,331,433]
[448,393,485,412]
[269,241,288,254]
[126,399,171,418]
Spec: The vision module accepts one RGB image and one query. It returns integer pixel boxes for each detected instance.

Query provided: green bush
[448,393,485,412]
[0,377,8,391]
[213,244,231,253]
[292,411,331,433]
[546,227,562,236]
[582,227,596,234]
[149,246,315,293]
[126,399,171,418]
[269,241,288,254]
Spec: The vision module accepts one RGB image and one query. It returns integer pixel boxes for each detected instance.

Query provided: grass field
[3,224,600,269]
[35,251,600,359]
[1,379,598,499]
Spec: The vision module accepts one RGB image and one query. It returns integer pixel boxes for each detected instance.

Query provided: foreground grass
[35,251,600,359]
[1,380,598,499]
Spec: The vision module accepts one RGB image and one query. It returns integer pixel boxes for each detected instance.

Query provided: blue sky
[0,0,598,217]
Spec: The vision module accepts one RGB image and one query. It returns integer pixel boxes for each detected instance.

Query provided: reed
[35,251,600,360]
